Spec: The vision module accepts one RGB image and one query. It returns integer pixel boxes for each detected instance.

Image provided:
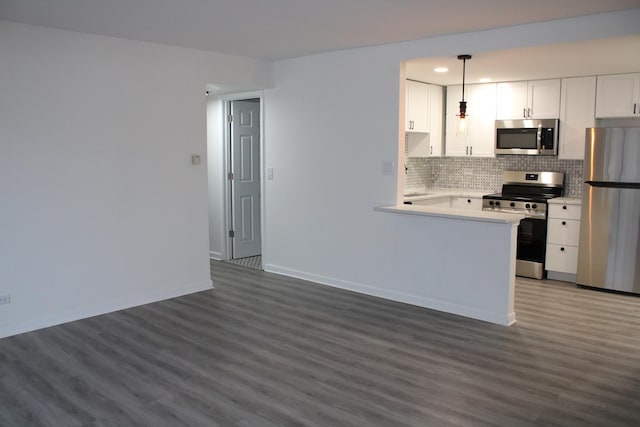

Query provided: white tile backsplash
[404,137,583,197]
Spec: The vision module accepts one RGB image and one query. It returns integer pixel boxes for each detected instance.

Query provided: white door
[230,99,261,259]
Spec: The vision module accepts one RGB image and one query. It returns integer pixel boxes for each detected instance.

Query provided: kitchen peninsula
[375,202,522,326]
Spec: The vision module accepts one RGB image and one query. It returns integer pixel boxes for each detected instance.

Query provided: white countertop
[548,197,582,205]
[375,204,523,224]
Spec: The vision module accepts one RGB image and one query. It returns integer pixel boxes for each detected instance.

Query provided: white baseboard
[264,263,514,326]
[0,279,213,339]
[209,251,223,260]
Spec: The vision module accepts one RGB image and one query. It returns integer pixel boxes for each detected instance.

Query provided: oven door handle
[536,125,542,154]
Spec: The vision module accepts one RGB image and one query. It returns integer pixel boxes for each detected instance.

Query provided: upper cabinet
[428,84,444,156]
[445,83,497,157]
[405,81,444,157]
[405,80,430,132]
[558,76,596,160]
[595,73,640,118]
[496,79,561,120]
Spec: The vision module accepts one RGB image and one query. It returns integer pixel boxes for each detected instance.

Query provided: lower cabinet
[545,199,581,281]
[410,195,483,210]
[450,196,482,210]
[411,197,451,208]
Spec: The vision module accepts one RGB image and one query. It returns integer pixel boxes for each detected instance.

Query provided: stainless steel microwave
[495,119,559,156]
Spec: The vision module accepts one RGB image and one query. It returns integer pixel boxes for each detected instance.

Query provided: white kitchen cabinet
[445,83,496,157]
[595,73,640,118]
[496,79,561,120]
[428,84,444,156]
[450,196,482,210]
[411,196,451,208]
[559,76,596,160]
[405,80,430,132]
[545,199,582,281]
[405,82,444,157]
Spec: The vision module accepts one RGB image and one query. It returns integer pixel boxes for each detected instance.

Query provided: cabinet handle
[470,146,473,155]
[523,108,526,118]
[467,199,471,204]
[560,247,565,252]
[562,221,566,226]
[635,103,638,115]
[562,205,567,210]
[528,108,531,118]
[430,146,433,155]
[466,146,469,155]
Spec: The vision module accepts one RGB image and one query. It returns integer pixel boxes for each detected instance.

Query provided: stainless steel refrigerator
[577,127,640,293]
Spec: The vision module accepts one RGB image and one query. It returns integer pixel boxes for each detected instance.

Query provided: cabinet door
[528,79,560,119]
[406,133,430,158]
[496,81,528,119]
[428,84,444,156]
[406,80,430,132]
[595,73,640,118]
[548,203,581,220]
[451,197,482,210]
[412,197,451,207]
[468,83,497,157]
[559,77,596,160]
[545,244,579,274]
[445,85,469,156]
[547,218,581,246]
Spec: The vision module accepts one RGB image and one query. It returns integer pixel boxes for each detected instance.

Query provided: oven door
[516,217,547,279]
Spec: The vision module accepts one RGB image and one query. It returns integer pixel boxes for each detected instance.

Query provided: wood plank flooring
[1,260,640,426]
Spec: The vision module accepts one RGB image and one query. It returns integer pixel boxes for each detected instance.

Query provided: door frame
[220,91,265,261]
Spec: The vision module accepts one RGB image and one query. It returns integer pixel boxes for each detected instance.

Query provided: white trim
[0,280,214,339]
[209,250,223,260]
[263,263,516,326]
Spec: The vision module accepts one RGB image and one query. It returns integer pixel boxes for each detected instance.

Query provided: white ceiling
[1,0,640,60]
[1,0,639,84]
[406,35,640,86]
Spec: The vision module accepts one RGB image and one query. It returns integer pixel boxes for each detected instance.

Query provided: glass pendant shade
[456,100,468,136]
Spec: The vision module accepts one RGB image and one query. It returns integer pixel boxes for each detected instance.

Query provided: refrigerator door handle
[585,180,640,189]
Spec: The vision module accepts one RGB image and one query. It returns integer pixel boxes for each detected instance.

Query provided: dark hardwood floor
[2,260,640,426]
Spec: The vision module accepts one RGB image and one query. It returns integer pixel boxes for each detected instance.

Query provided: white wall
[0,21,272,338]
[262,10,640,315]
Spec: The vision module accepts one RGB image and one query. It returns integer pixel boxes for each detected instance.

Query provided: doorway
[227,98,262,264]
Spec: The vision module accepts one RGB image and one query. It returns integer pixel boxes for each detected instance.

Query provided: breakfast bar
[375,203,523,326]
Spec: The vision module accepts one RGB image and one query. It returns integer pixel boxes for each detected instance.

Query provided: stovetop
[481,171,564,218]
[482,193,554,204]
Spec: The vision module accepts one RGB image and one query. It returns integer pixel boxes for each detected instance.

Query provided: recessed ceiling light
[434,67,448,73]
[479,78,492,83]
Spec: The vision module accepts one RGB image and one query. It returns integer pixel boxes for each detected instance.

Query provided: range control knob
[510,202,516,208]
[489,200,495,206]
[495,201,501,207]
[532,204,538,209]
[525,203,531,209]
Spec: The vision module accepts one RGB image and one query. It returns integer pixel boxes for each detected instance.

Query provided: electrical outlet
[0,295,11,305]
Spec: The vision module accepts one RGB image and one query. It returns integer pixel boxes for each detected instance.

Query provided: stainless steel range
[482,171,564,279]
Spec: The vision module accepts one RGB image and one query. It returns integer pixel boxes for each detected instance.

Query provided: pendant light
[457,54,472,135]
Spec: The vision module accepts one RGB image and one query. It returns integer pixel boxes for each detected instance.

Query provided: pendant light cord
[461,57,466,102]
